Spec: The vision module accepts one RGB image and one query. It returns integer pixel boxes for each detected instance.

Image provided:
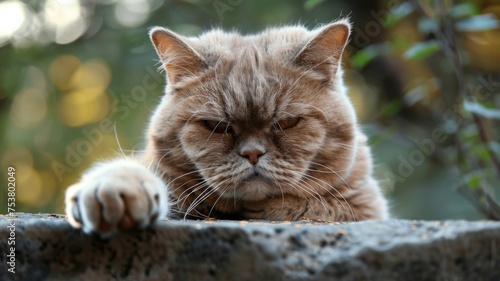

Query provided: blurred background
[1,0,499,220]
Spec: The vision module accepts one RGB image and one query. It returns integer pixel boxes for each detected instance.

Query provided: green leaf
[466,174,482,190]
[418,18,439,35]
[458,124,477,142]
[450,3,480,18]
[404,85,426,106]
[455,14,500,31]
[475,145,491,162]
[464,100,500,119]
[304,0,324,10]
[404,40,440,61]
[351,43,390,69]
[390,36,411,51]
[385,2,414,27]
[351,49,376,69]
[382,100,402,116]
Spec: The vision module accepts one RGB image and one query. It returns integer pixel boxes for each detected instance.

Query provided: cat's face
[149,21,357,202]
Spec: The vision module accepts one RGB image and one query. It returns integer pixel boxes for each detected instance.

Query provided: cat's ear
[150,27,207,84]
[293,20,351,80]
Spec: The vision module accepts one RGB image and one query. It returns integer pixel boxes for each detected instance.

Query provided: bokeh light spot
[0,0,28,47]
[10,88,48,128]
[115,0,151,28]
[15,163,44,206]
[43,0,88,44]
[1,147,34,170]
[50,55,82,91]
[69,60,111,90]
[58,88,110,127]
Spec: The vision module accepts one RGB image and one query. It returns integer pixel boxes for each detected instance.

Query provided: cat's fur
[65,20,389,237]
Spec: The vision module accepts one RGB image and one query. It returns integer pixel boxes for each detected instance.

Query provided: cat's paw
[65,159,169,238]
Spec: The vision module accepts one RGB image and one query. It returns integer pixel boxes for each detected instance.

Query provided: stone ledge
[0,213,499,281]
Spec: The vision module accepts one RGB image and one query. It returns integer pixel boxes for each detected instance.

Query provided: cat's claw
[65,159,169,238]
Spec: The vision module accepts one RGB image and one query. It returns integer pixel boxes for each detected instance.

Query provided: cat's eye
[274,117,301,130]
[204,120,233,134]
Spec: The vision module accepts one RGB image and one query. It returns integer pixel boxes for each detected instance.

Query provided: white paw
[65,159,169,238]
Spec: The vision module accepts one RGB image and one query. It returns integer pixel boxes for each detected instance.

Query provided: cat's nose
[240,149,266,165]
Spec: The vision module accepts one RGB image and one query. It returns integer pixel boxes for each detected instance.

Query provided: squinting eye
[274,117,301,130]
[204,120,233,134]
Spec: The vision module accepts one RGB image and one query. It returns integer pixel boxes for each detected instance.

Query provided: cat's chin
[221,177,274,201]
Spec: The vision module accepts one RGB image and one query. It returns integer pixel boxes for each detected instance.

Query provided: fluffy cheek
[180,124,226,160]
[178,124,239,184]
[270,119,327,187]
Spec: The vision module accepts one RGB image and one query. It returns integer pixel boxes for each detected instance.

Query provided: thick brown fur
[146,20,388,220]
[65,20,388,237]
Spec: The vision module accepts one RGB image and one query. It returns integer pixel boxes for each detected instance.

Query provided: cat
[65,19,389,238]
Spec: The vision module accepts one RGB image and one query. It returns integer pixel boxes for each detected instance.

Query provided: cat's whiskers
[183,185,214,219]
[290,175,330,212]
[112,123,127,159]
[185,180,226,220]
[281,158,353,190]
[153,149,178,176]
[307,160,350,173]
[281,179,317,214]
[299,172,356,221]
[183,171,230,212]
[207,186,231,218]
[273,179,287,211]
[176,181,210,214]
[168,167,220,209]
[138,145,182,175]
[307,160,353,190]
[121,148,175,154]
[169,168,216,195]
[169,177,205,199]
[169,208,208,220]
[166,168,211,187]
[274,159,348,207]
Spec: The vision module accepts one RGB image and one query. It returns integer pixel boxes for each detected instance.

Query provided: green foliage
[304,0,325,10]
[464,100,500,120]
[404,40,440,61]
[455,14,500,31]
[351,43,390,69]
[449,3,479,18]
[385,2,414,27]
[382,100,402,116]
[418,18,439,35]
[463,172,482,191]
[367,0,500,219]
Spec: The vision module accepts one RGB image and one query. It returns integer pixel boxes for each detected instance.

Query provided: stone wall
[1,213,499,281]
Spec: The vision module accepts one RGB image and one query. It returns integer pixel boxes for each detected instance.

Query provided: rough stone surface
[0,213,499,281]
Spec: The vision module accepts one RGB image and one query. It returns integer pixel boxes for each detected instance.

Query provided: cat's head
[148,20,358,201]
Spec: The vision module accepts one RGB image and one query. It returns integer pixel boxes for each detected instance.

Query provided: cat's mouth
[241,168,273,184]
[221,168,275,200]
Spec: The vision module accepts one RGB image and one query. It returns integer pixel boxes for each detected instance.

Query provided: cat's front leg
[64,159,169,238]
